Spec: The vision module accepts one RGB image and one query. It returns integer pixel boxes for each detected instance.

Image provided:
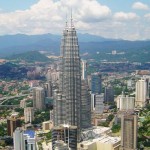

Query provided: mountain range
[0,33,150,57]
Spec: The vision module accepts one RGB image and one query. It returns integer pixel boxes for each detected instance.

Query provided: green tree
[111,124,121,133]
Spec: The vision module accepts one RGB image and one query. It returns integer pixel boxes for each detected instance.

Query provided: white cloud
[144,13,150,20]
[0,0,111,35]
[132,2,149,10]
[113,12,139,21]
[0,0,149,40]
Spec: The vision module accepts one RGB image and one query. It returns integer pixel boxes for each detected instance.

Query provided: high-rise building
[24,107,34,123]
[104,86,114,103]
[95,94,104,114]
[81,60,87,80]
[135,79,147,108]
[121,113,137,150]
[117,92,135,111]
[7,116,21,137]
[33,87,45,110]
[13,128,36,150]
[91,72,102,94]
[53,20,81,135]
[143,76,149,99]
[91,93,96,111]
[81,80,91,128]
[52,124,77,150]
[44,80,53,97]
[20,99,27,108]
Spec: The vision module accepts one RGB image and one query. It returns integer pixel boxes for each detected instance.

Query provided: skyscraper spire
[71,8,74,27]
[65,13,68,28]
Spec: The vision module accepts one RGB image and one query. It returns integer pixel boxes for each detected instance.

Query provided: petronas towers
[53,19,91,139]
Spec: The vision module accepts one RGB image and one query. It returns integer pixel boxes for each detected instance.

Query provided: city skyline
[0,0,150,40]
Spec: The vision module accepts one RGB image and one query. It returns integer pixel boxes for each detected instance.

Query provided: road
[0,94,28,105]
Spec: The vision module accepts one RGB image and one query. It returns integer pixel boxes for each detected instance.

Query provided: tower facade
[44,81,53,97]
[53,22,81,134]
[24,107,34,123]
[117,92,135,111]
[33,87,45,110]
[121,113,137,150]
[104,86,114,103]
[135,79,147,108]
[81,60,87,80]
[7,117,21,137]
[91,72,102,94]
[81,79,91,128]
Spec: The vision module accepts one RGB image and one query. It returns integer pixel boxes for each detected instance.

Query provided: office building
[52,124,77,150]
[53,20,82,141]
[13,128,36,150]
[121,113,137,150]
[95,94,104,114]
[81,79,91,128]
[44,80,53,97]
[7,116,21,137]
[135,79,147,107]
[143,76,149,99]
[104,86,114,103]
[20,99,27,108]
[46,69,59,83]
[33,87,45,110]
[117,92,135,111]
[81,60,87,80]
[24,107,34,123]
[91,72,102,94]
[91,93,96,111]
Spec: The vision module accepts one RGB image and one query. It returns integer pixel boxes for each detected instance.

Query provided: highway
[0,94,28,105]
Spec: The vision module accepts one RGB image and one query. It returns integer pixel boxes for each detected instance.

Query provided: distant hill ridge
[0,33,150,57]
[8,51,50,62]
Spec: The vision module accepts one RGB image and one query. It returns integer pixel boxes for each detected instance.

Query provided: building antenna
[66,13,68,27]
[71,8,74,27]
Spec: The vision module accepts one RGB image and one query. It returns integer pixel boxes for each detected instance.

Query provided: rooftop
[80,135,120,146]
[24,130,35,138]
[81,126,111,141]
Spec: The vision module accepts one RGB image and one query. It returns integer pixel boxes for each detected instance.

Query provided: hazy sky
[0,0,150,40]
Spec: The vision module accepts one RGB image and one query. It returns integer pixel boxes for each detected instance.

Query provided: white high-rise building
[33,87,45,110]
[24,107,34,123]
[117,92,135,111]
[135,79,147,108]
[81,60,87,80]
[13,128,36,150]
[91,93,95,111]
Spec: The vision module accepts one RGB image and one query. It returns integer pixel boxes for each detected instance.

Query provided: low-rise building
[42,120,53,131]
[78,135,120,150]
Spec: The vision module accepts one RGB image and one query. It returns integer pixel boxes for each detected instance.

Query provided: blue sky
[0,0,150,13]
[0,1,38,12]
[0,0,150,40]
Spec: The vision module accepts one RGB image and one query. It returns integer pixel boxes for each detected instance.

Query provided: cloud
[113,12,139,21]
[0,0,149,40]
[132,2,149,10]
[0,0,111,35]
[144,13,150,20]
[75,0,111,22]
